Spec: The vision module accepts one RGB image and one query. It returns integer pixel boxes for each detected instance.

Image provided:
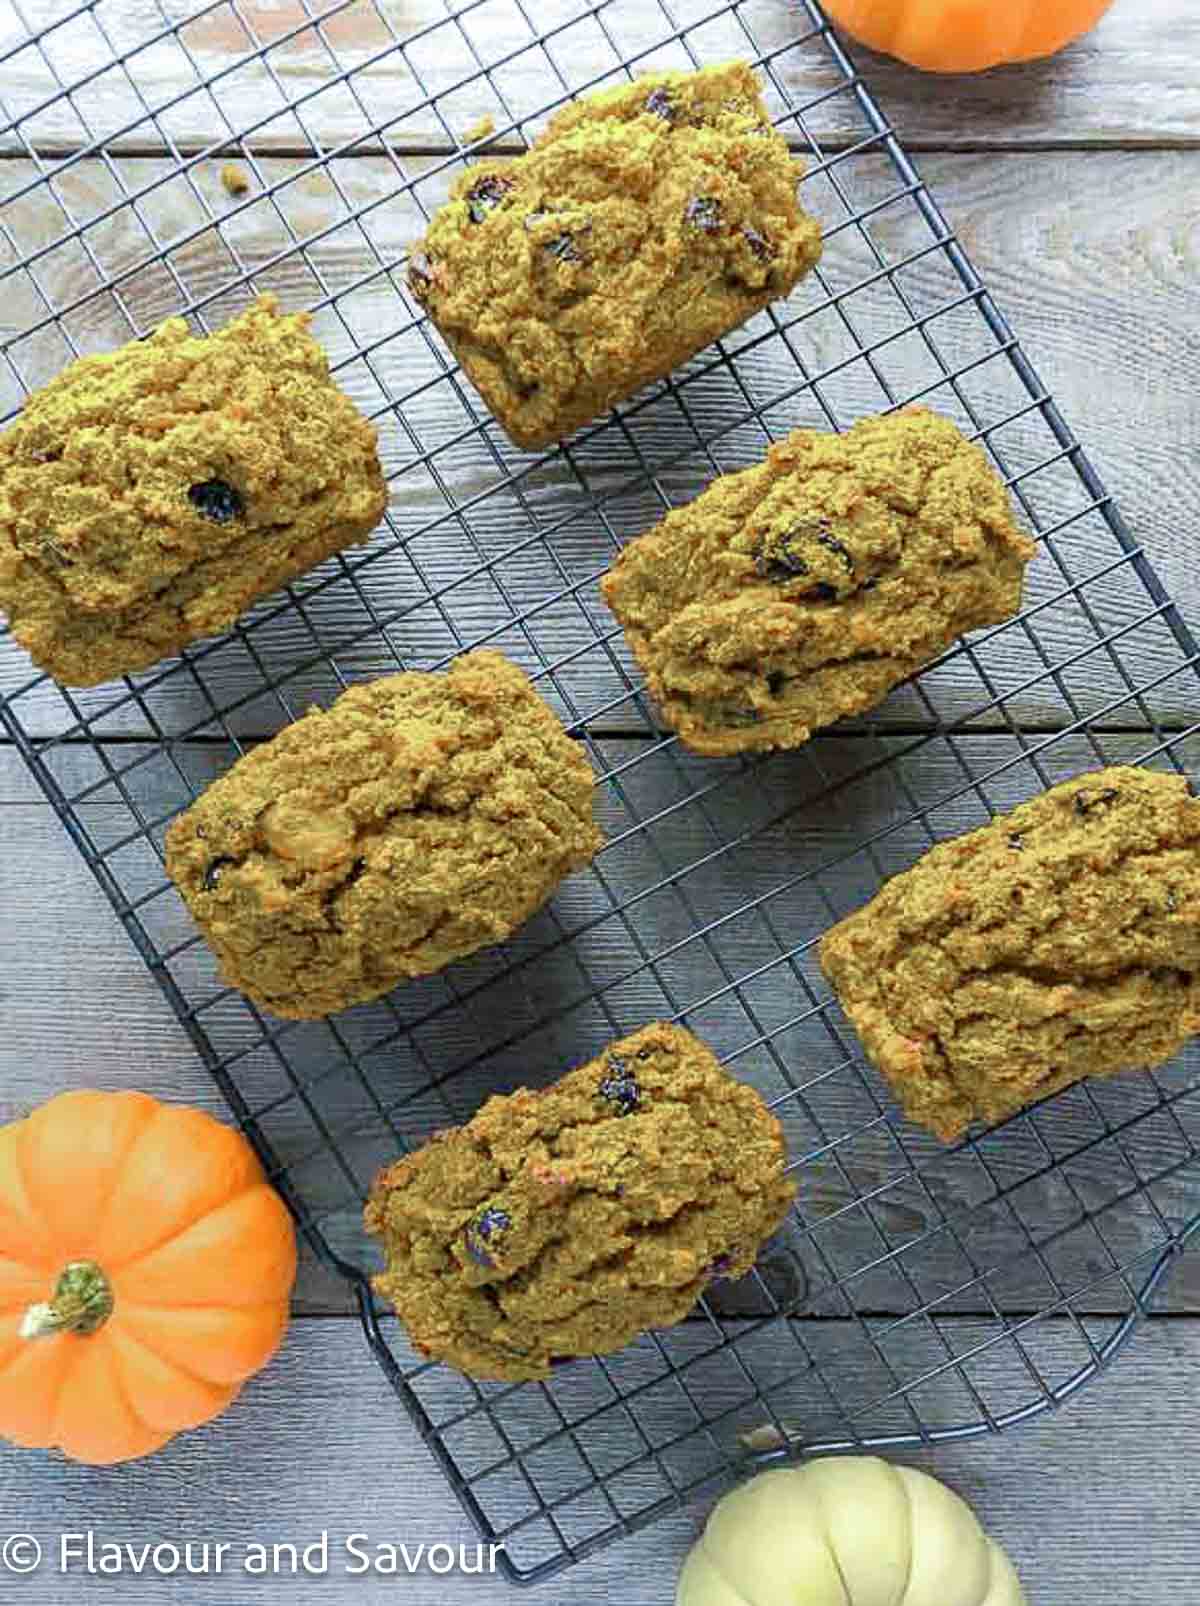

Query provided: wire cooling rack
[3,0,1200,1585]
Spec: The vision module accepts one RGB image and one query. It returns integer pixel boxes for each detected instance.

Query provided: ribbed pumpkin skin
[823,0,1114,73]
[675,1458,1027,1606]
[0,1090,296,1464]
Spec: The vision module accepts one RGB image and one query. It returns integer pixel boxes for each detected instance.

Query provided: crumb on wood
[220,162,251,197]
[736,1423,791,1453]
[461,114,496,144]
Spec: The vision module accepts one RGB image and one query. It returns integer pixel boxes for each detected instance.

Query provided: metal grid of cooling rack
[3,0,1200,1586]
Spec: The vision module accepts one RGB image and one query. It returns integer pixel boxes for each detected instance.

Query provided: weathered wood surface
[0,1314,1195,1601]
[1,3,1199,1599]
[2,148,1199,731]
[0,0,1196,153]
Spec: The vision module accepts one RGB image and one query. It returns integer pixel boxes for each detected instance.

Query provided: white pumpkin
[676,1457,1026,1606]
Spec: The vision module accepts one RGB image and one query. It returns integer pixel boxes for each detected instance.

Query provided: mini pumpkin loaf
[820,766,1200,1142]
[601,407,1036,756]
[0,294,386,685]
[165,651,602,1019]
[364,1022,796,1381]
[407,61,822,449]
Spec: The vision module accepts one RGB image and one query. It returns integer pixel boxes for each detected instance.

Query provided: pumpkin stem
[19,1261,113,1339]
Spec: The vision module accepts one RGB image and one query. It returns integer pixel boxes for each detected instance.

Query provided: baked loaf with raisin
[407,61,822,449]
[165,651,602,1019]
[601,407,1036,755]
[364,1022,796,1380]
[0,295,386,685]
[820,766,1200,1141]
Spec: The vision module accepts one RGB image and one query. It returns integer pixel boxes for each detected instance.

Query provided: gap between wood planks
[0,723,1195,750]
[2,138,1198,162]
[284,1307,1195,1319]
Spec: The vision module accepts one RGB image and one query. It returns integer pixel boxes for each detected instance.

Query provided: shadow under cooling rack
[2,0,1200,1586]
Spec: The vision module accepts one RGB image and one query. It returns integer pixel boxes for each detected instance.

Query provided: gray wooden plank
[0,780,364,1318]
[0,1311,1194,1600]
[0,0,1195,152]
[2,148,1199,731]
[4,732,1199,1318]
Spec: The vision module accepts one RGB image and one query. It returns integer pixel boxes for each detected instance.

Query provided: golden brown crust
[364,1022,796,1380]
[0,295,386,685]
[165,651,602,1019]
[408,62,822,449]
[820,766,1200,1141]
[601,407,1036,756]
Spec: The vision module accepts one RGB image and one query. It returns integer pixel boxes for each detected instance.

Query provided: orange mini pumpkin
[0,1090,296,1464]
[823,0,1115,74]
